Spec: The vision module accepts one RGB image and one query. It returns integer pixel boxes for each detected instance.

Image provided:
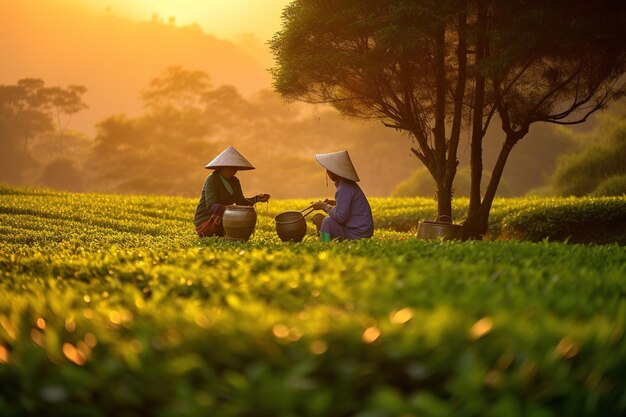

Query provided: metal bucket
[275,207,314,242]
[416,215,463,241]
[223,205,257,241]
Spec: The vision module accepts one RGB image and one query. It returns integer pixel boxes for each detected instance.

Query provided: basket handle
[301,207,316,218]
[437,215,452,223]
[276,209,314,225]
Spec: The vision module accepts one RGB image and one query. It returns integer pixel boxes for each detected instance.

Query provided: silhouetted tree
[271,0,469,217]
[270,0,626,237]
[141,66,212,111]
[46,85,88,153]
[0,79,52,156]
[0,78,87,183]
[463,0,626,237]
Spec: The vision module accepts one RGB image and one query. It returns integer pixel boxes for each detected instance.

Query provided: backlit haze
[1,0,420,198]
[0,0,573,199]
[68,0,291,42]
[1,0,291,133]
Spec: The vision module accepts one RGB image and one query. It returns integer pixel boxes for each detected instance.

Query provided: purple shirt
[328,179,374,239]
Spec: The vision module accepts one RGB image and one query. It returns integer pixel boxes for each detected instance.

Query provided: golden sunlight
[67,0,291,40]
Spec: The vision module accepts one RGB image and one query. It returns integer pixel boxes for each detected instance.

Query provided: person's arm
[244,195,268,205]
[230,178,254,206]
[328,186,351,224]
[237,194,254,206]
[243,194,271,205]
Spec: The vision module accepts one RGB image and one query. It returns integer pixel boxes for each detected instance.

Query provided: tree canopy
[0,79,87,183]
[271,0,626,237]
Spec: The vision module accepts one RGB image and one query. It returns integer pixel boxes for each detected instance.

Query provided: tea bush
[592,174,626,197]
[0,185,625,416]
[368,195,626,244]
[490,197,626,244]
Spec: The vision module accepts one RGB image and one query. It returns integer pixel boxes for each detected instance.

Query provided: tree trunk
[468,0,487,218]
[444,0,467,222]
[433,22,446,157]
[437,182,453,220]
[463,135,518,238]
[433,21,448,218]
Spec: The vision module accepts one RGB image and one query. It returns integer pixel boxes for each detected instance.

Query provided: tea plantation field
[1,185,625,416]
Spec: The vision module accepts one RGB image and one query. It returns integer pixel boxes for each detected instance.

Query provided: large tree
[270,0,626,238]
[271,0,468,218]
[463,0,626,237]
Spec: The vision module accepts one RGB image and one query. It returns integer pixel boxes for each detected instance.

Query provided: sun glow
[65,0,291,40]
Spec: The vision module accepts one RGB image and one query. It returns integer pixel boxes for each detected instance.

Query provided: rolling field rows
[1,186,625,416]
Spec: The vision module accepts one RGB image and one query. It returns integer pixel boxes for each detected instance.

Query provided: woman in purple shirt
[310,150,374,241]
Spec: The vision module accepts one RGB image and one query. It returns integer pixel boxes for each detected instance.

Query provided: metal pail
[416,215,463,241]
[275,210,309,242]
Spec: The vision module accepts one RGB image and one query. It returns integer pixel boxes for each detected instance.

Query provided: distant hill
[0,1,271,134]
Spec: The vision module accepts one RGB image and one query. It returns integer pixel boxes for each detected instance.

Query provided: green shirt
[219,173,234,195]
[194,171,253,226]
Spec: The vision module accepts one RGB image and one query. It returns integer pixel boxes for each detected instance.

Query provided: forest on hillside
[0,68,417,199]
[2,68,622,200]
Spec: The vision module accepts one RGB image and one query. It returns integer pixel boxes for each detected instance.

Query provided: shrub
[390,167,436,197]
[592,174,626,197]
[494,197,626,244]
[40,158,84,192]
[391,167,512,198]
[552,117,626,196]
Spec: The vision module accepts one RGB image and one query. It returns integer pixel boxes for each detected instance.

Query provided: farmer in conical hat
[194,146,270,237]
[310,150,374,242]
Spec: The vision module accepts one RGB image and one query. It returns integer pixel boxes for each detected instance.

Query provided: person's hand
[324,199,336,206]
[311,200,326,210]
[256,193,270,203]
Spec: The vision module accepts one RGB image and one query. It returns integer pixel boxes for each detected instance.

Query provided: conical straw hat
[205,146,255,170]
[314,150,360,182]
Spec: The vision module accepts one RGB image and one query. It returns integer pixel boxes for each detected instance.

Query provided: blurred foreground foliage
[0,186,625,416]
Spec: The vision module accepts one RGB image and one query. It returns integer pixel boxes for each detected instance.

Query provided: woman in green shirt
[194,146,270,237]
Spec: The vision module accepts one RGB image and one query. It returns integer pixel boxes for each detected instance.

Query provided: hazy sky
[64,0,292,41]
[3,0,286,133]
